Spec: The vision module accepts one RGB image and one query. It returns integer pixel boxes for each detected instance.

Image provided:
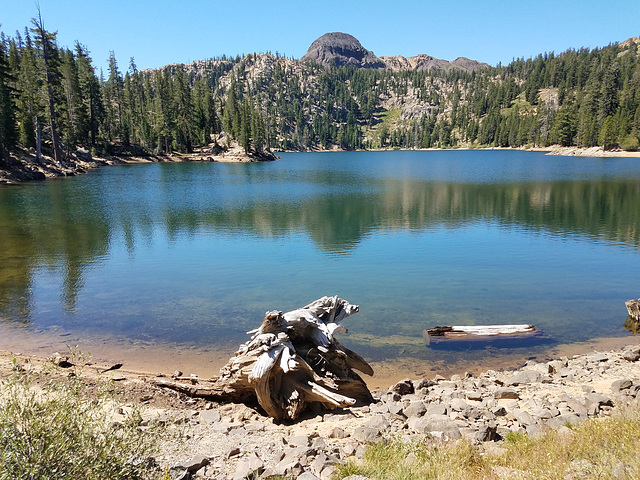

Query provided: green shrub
[0,373,166,480]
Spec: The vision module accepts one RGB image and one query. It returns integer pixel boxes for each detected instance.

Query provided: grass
[0,357,169,480]
[337,403,640,479]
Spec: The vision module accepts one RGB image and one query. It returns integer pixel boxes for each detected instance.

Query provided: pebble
[157,344,640,478]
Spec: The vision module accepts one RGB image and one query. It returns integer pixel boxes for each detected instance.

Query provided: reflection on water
[0,151,639,366]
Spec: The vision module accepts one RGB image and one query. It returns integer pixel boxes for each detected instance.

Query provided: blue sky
[2,0,639,74]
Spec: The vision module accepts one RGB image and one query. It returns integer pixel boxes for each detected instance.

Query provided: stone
[611,378,633,392]
[475,422,498,442]
[298,473,321,480]
[466,390,483,401]
[407,414,461,439]
[329,427,349,439]
[233,453,264,480]
[403,400,427,418]
[288,435,311,447]
[506,370,542,386]
[391,379,415,396]
[353,426,381,443]
[450,398,468,412]
[184,455,209,473]
[413,378,435,390]
[320,466,339,480]
[199,410,221,424]
[587,352,609,363]
[494,387,520,400]
[426,402,447,416]
[557,368,577,378]
[492,406,508,416]
[365,415,390,431]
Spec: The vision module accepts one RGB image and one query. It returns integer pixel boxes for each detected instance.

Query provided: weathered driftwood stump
[626,299,640,321]
[624,299,640,335]
[211,295,373,421]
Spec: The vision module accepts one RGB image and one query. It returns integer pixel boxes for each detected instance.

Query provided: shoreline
[1,144,638,186]
[1,333,639,478]
[1,321,637,389]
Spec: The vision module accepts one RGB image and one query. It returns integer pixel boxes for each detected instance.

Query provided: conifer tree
[31,11,64,164]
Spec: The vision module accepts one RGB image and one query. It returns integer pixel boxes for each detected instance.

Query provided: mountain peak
[301,32,385,68]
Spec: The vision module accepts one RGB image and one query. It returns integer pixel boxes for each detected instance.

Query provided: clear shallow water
[1,150,639,366]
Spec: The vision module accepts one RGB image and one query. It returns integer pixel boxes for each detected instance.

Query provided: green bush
[0,374,166,480]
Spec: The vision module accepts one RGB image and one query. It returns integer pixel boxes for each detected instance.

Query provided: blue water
[1,150,639,365]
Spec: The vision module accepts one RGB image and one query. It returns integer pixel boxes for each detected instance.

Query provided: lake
[1,150,639,377]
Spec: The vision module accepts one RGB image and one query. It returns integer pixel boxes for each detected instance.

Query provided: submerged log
[152,296,374,421]
[423,324,538,345]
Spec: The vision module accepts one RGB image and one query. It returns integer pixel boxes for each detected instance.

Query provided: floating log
[423,324,538,345]
[626,299,640,321]
[153,296,374,421]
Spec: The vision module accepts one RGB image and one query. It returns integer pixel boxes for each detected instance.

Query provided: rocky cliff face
[301,32,489,73]
[301,32,386,68]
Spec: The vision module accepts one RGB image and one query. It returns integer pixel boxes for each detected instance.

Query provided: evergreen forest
[1,17,640,163]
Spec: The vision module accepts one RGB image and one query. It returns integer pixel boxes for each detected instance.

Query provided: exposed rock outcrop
[301,32,489,73]
[301,32,385,69]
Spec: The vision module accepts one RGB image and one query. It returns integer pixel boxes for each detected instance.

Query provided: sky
[1,0,639,74]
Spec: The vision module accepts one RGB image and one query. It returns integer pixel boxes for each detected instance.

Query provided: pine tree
[0,37,18,162]
[31,11,64,164]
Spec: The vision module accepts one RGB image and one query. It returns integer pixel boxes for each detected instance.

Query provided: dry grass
[0,356,171,480]
[337,403,640,479]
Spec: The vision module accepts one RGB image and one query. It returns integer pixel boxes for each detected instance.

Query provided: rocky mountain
[301,32,489,73]
[300,32,386,68]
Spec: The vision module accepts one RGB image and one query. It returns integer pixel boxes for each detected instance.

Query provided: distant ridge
[301,31,489,73]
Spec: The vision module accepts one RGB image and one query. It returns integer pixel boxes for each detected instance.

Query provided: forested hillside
[1,18,639,165]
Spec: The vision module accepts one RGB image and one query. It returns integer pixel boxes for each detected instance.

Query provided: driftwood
[423,324,538,345]
[626,299,640,321]
[624,299,640,335]
[152,296,374,421]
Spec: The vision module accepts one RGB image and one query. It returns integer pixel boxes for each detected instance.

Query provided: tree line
[1,17,639,164]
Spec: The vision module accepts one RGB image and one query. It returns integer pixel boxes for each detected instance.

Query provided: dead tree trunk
[210,296,374,421]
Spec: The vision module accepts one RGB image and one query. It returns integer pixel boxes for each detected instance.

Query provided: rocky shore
[142,343,640,479]
[2,342,639,478]
[0,140,277,185]
[6,343,633,480]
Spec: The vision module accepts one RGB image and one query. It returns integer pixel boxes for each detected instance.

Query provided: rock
[288,435,311,447]
[407,414,462,439]
[184,455,209,473]
[320,466,339,480]
[413,378,435,390]
[466,391,483,401]
[611,378,633,393]
[426,403,447,416]
[353,426,381,443]
[556,368,577,378]
[450,398,469,412]
[391,379,415,396]
[301,32,386,69]
[475,422,498,442]
[622,346,640,362]
[506,370,542,386]
[403,400,427,418]
[199,410,221,424]
[329,427,349,439]
[494,387,520,400]
[298,473,321,480]
[492,406,508,416]
[50,352,73,368]
[233,453,264,480]
[365,415,390,431]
